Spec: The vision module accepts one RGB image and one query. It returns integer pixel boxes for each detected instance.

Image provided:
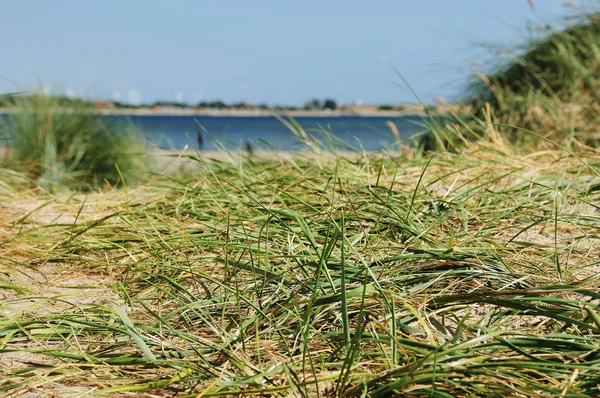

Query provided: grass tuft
[0,93,146,192]
[466,9,600,148]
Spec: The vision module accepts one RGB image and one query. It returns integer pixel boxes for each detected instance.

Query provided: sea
[0,113,432,152]
[117,115,430,152]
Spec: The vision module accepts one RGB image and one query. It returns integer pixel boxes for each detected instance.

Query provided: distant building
[343,104,380,114]
[94,101,116,109]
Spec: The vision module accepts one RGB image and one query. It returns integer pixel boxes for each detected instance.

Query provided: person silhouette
[245,139,253,156]
[197,130,204,150]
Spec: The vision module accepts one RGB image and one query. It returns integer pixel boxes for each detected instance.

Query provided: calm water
[119,115,428,151]
[0,113,430,152]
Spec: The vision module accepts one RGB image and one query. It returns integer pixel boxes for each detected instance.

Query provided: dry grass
[0,136,599,396]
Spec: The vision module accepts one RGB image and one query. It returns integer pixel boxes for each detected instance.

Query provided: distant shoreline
[105,110,420,117]
[0,108,421,118]
[0,104,458,118]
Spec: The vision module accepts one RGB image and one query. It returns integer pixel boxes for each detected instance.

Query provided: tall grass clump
[0,93,146,191]
[468,9,600,147]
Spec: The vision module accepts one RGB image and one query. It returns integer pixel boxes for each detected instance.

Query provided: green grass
[1,134,599,396]
[466,9,600,147]
[0,93,146,192]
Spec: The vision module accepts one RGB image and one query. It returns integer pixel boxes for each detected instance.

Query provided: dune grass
[1,130,599,396]
[465,9,600,148]
[0,93,146,192]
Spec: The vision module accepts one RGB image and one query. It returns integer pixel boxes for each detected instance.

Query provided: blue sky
[0,1,582,106]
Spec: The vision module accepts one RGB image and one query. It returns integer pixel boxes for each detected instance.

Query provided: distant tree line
[0,94,344,111]
[303,98,337,111]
